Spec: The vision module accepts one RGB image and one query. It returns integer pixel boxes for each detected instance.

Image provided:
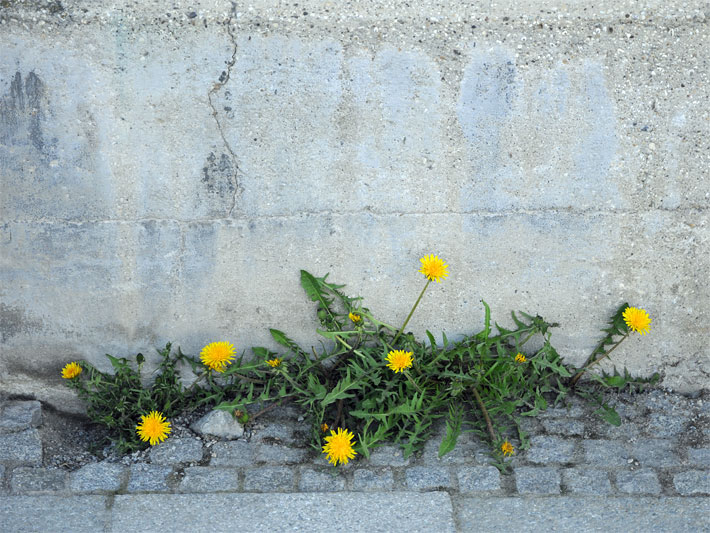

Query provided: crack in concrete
[207,6,241,219]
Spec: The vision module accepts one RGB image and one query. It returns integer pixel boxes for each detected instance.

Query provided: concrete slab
[455,496,710,533]
[110,492,456,532]
[0,496,108,533]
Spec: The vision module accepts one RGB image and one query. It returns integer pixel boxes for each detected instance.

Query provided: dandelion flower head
[623,306,651,335]
[61,362,82,379]
[200,341,236,373]
[515,353,527,363]
[349,312,362,323]
[501,440,514,457]
[136,411,171,446]
[419,254,449,283]
[266,358,282,368]
[322,427,357,466]
[386,350,414,373]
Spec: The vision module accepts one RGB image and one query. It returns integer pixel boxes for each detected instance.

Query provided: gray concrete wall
[1,1,708,411]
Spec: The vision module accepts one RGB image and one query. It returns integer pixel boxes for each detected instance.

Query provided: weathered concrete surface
[0,1,709,408]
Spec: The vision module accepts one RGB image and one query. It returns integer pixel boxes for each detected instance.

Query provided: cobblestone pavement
[0,390,708,532]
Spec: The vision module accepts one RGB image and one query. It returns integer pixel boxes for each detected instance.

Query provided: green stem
[404,370,423,393]
[471,386,497,443]
[570,332,629,387]
[393,279,431,346]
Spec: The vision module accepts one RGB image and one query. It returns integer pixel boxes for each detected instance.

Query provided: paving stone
[251,422,296,444]
[420,436,491,465]
[366,445,411,467]
[126,464,173,493]
[178,467,239,493]
[0,401,42,433]
[514,467,561,494]
[456,496,710,533]
[405,466,453,490]
[0,430,42,466]
[351,469,394,491]
[537,402,585,419]
[457,466,500,492]
[210,440,255,466]
[0,496,109,532]
[0,465,5,492]
[687,447,710,467]
[69,462,126,493]
[255,443,308,464]
[299,468,345,491]
[244,467,295,492]
[516,417,542,434]
[630,439,680,467]
[524,436,576,464]
[596,421,641,440]
[149,437,204,465]
[615,469,661,495]
[562,468,612,495]
[541,419,584,436]
[583,439,631,466]
[10,468,66,494]
[111,492,456,532]
[673,470,710,495]
[191,410,244,439]
[646,412,689,438]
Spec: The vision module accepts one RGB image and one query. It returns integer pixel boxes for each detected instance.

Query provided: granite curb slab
[110,492,456,532]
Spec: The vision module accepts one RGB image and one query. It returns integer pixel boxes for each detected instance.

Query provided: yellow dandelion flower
[419,254,449,283]
[321,422,329,433]
[623,306,651,335]
[322,427,357,466]
[386,350,413,373]
[515,353,527,363]
[136,411,171,446]
[61,362,82,379]
[200,341,236,373]
[501,440,514,457]
[349,312,362,323]
[266,358,282,368]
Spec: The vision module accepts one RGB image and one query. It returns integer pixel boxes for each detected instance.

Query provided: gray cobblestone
[420,437,491,465]
[405,466,453,490]
[514,467,560,494]
[615,469,661,495]
[687,447,710,467]
[366,445,411,467]
[673,470,710,495]
[255,443,308,464]
[646,412,689,438]
[251,423,296,444]
[0,429,42,466]
[149,437,204,465]
[0,401,42,432]
[542,419,585,436]
[244,467,295,492]
[538,402,585,419]
[178,467,239,493]
[583,439,631,466]
[10,467,66,494]
[457,466,500,493]
[69,462,126,493]
[298,468,345,491]
[126,464,173,493]
[596,421,641,440]
[563,468,612,495]
[352,469,394,491]
[525,436,576,464]
[631,439,680,467]
[210,440,255,466]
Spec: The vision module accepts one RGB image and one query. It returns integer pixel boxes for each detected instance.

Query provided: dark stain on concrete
[0,71,50,154]
[0,303,43,343]
[201,151,235,197]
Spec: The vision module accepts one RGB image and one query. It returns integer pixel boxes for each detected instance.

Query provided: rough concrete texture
[0,1,709,409]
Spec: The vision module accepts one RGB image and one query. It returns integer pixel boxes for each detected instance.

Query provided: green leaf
[595,404,621,426]
[269,328,304,355]
[438,403,463,458]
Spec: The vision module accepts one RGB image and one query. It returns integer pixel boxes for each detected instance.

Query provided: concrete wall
[1,1,708,411]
